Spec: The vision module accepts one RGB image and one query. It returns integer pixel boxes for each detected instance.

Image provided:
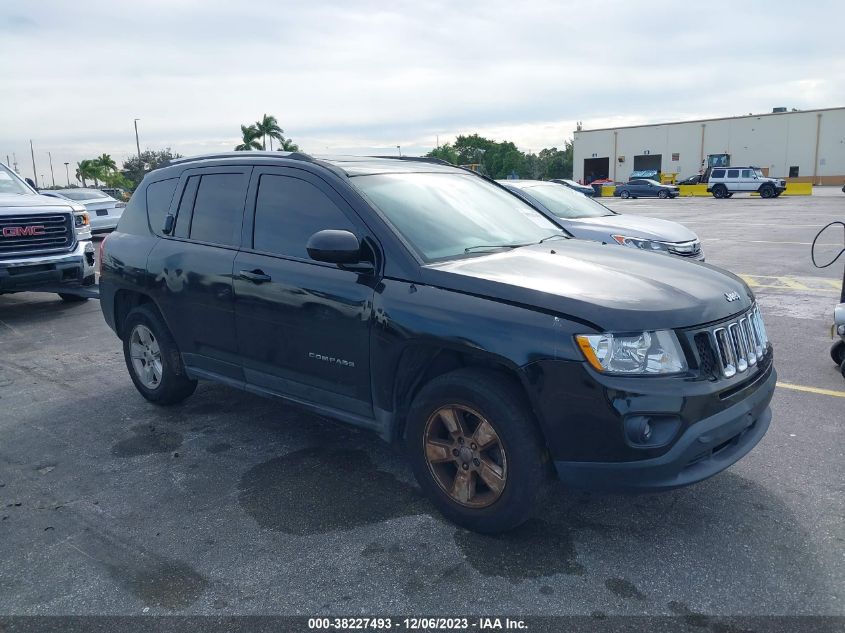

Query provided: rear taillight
[115,202,126,208]
[99,233,107,265]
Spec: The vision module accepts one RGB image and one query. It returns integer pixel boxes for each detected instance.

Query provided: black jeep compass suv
[99,152,776,533]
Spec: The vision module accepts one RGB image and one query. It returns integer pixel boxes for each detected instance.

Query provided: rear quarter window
[146,178,179,236]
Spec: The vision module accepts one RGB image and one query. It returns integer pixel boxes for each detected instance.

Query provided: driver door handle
[239,269,272,283]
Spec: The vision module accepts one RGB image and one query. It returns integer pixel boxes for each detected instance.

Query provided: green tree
[235,124,262,151]
[121,148,182,190]
[425,143,458,164]
[254,114,285,151]
[96,153,117,174]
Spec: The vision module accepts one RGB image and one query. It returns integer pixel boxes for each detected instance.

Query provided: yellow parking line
[776,382,845,398]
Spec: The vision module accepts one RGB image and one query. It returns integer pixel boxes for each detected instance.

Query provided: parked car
[100,153,775,533]
[614,179,679,199]
[101,187,131,202]
[677,174,704,185]
[549,178,595,196]
[39,188,126,231]
[706,167,786,199]
[499,180,703,260]
[1,164,96,301]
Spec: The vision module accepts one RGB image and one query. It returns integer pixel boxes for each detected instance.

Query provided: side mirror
[306,229,363,265]
[25,177,37,189]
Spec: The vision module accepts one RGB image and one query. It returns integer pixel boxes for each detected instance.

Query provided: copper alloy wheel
[423,404,507,508]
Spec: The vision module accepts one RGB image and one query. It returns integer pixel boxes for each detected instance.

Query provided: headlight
[575,330,687,375]
[611,235,668,252]
[74,212,90,227]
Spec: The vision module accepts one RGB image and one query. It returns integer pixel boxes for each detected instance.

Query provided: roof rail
[367,156,453,167]
[162,151,315,168]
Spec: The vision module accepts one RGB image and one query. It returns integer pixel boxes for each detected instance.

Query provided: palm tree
[276,138,300,152]
[254,114,284,150]
[96,153,117,174]
[235,124,262,151]
[75,159,101,187]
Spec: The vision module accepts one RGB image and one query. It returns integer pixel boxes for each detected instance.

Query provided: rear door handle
[238,269,272,283]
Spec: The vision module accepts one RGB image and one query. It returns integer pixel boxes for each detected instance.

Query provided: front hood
[566,214,698,243]
[0,193,75,213]
[421,240,752,332]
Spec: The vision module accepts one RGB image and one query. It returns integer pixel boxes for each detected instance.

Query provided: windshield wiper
[538,232,568,244]
[464,243,530,253]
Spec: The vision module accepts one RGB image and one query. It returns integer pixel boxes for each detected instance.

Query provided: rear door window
[727,169,739,178]
[183,172,249,247]
[741,169,752,178]
[146,178,179,235]
[711,169,725,178]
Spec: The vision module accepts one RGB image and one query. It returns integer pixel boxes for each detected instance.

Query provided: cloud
[1,0,843,181]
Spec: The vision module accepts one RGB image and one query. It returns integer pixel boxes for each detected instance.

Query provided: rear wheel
[658,190,669,199]
[831,340,845,366]
[712,184,728,199]
[405,369,549,533]
[620,190,630,199]
[122,305,197,405]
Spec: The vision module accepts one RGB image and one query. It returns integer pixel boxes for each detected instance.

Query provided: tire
[840,360,845,380]
[658,190,669,199]
[620,190,630,199]
[58,293,88,302]
[831,340,845,366]
[122,304,197,405]
[760,184,775,199]
[405,368,549,533]
[712,184,727,199]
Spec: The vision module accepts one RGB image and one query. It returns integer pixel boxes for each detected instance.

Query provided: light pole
[64,162,70,186]
[48,151,56,187]
[397,145,402,157]
[29,140,38,188]
[134,118,141,161]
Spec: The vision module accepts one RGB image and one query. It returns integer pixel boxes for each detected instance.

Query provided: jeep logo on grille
[2,225,46,237]
[724,291,741,302]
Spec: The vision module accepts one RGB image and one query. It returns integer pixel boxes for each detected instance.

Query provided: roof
[575,105,845,134]
[495,179,549,189]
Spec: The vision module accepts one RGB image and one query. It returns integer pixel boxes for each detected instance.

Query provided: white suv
[707,167,786,199]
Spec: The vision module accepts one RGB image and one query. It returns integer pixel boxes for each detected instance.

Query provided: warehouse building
[573,106,845,185]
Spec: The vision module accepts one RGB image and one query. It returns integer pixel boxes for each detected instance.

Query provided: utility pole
[30,140,38,188]
[48,151,56,187]
[134,118,141,161]
[12,152,18,172]
[397,145,402,157]
[64,162,70,186]
[5,155,9,168]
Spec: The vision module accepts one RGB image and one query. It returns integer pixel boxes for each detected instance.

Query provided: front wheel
[122,305,197,405]
[405,369,549,533]
[658,190,669,199]
[620,190,630,199]
[760,185,775,198]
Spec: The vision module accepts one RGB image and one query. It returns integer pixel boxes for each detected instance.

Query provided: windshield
[0,164,33,195]
[353,173,562,262]
[521,183,614,219]
[753,169,764,178]
[58,189,113,200]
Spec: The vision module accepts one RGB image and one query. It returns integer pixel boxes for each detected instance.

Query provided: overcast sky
[2,0,843,184]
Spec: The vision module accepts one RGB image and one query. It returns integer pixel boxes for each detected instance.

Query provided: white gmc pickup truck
[0,163,97,301]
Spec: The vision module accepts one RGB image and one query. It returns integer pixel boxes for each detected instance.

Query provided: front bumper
[553,365,776,491]
[0,240,97,295]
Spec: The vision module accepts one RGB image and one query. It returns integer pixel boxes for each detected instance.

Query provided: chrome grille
[705,306,769,379]
[0,213,73,256]
[666,239,702,258]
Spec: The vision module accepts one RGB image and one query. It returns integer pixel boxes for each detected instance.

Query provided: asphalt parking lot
[0,189,843,621]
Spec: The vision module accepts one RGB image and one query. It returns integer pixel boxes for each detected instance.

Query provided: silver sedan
[498,179,704,260]
[39,188,125,232]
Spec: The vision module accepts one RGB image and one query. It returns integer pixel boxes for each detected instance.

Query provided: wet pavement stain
[238,447,428,535]
[453,519,585,579]
[206,442,232,454]
[605,577,646,600]
[668,601,712,628]
[105,558,208,609]
[112,425,183,458]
